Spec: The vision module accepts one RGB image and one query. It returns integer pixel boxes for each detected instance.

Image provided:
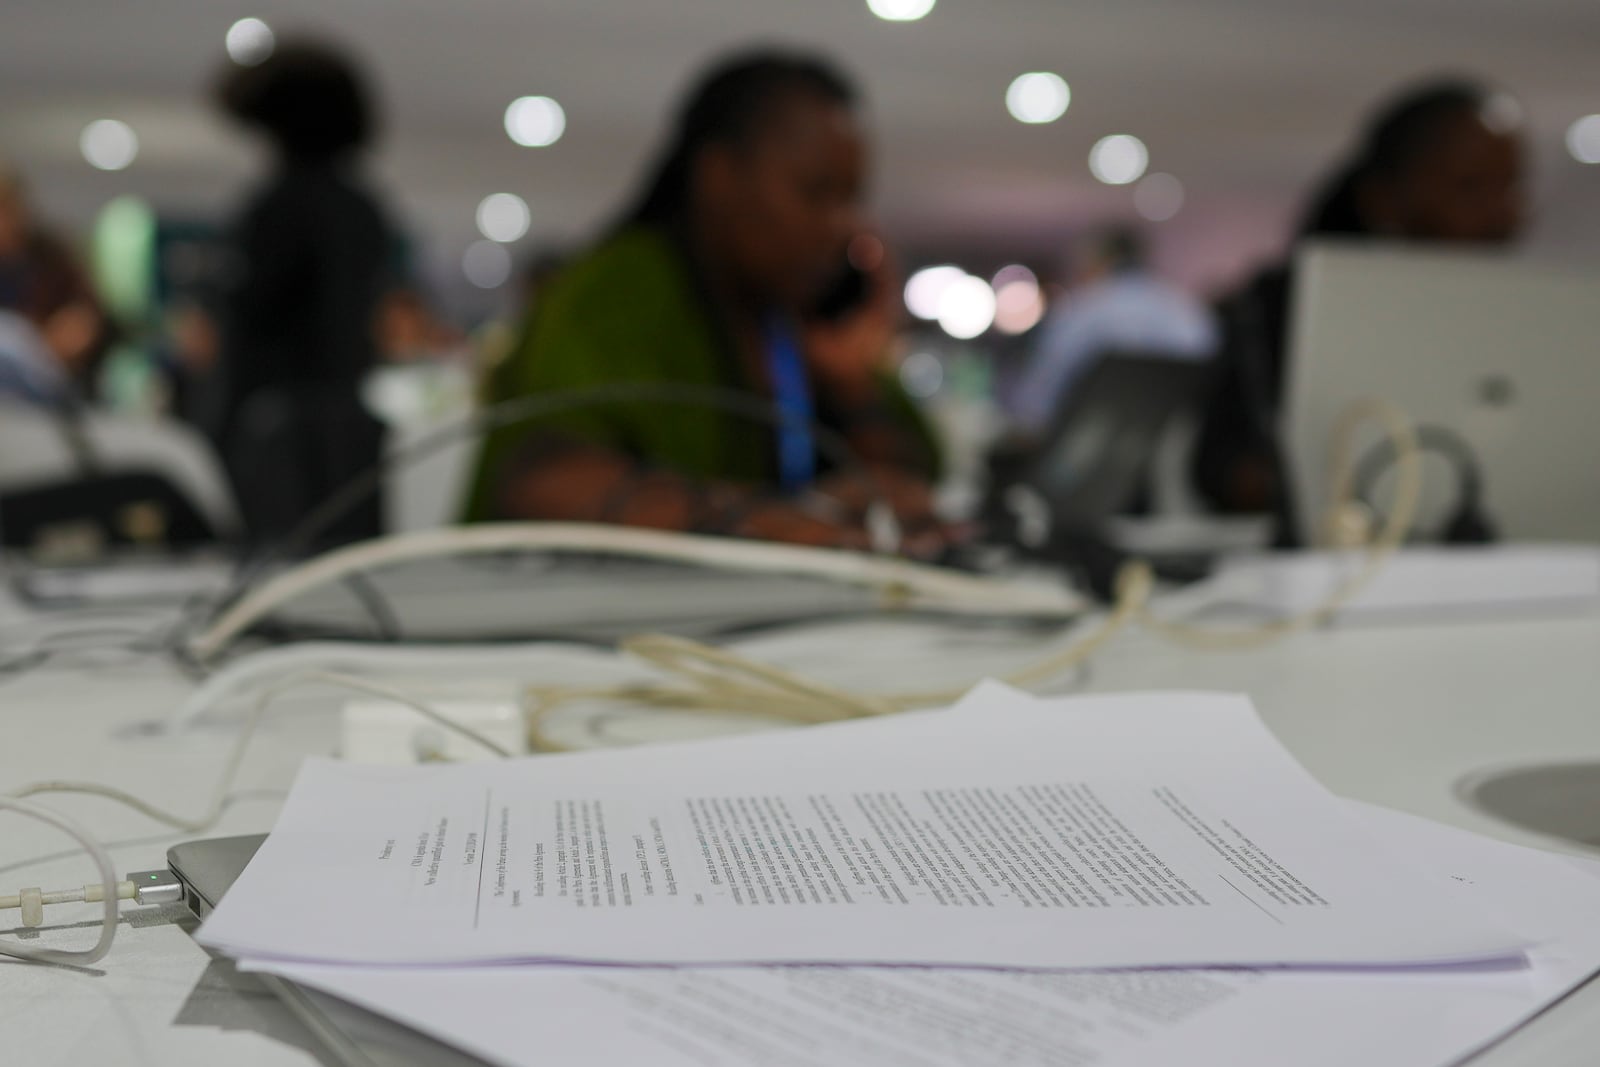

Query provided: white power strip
[340,699,528,764]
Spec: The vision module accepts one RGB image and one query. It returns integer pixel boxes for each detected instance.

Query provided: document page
[246,806,1600,1067]
[199,689,1524,970]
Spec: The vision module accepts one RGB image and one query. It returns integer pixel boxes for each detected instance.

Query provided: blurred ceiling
[2,0,1597,294]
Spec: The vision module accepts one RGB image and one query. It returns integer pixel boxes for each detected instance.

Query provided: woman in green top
[465,50,945,552]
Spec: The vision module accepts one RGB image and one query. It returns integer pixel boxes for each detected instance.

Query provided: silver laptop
[1285,243,1600,545]
[170,836,488,1067]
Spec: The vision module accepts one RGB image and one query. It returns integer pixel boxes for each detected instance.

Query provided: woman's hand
[811,469,968,560]
[803,239,902,404]
[726,500,872,551]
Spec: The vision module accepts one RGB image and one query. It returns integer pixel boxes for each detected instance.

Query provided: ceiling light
[1134,173,1185,221]
[1480,93,1524,135]
[1567,115,1600,164]
[505,96,566,148]
[937,274,997,340]
[80,120,138,172]
[463,241,513,289]
[992,278,1045,335]
[1005,73,1070,125]
[476,193,530,243]
[866,0,936,21]
[225,18,275,66]
[1089,134,1148,186]
[898,352,945,399]
[991,264,1036,289]
[904,265,965,320]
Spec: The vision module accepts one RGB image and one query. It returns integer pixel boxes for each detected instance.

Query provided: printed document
[199,688,1523,970]
[244,805,1600,1067]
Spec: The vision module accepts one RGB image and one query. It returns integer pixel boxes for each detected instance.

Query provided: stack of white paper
[200,685,1600,1066]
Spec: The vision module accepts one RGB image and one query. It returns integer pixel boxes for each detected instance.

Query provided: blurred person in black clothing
[214,40,398,546]
[1192,79,1525,526]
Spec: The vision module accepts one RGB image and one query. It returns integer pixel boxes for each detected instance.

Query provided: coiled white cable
[1136,396,1422,650]
[0,796,120,966]
[522,397,1422,746]
[523,562,1154,750]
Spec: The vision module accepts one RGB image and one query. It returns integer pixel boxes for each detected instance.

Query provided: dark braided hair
[619,49,856,229]
[1300,79,1505,238]
[217,39,376,161]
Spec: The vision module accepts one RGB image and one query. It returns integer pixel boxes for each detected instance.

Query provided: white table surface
[2,570,1598,1067]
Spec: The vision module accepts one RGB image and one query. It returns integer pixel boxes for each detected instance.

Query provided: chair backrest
[0,400,239,536]
[1012,352,1215,529]
[0,470,220,556]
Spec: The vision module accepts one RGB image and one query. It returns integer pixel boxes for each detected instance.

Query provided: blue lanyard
[762,317,816,492]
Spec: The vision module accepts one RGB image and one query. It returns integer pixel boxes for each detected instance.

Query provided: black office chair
[990,353,1213,522]
[0,470,222,556]
[0,399,231,559]
[984,352,1216,598]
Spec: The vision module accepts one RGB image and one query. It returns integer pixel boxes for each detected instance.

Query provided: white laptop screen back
[1286,242,1600,544]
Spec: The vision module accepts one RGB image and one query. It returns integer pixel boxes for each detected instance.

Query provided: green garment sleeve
[462,229,770,521]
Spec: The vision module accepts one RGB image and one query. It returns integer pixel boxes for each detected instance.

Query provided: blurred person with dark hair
[1004,226,1216,436]
[214,39,398,546]
[464,49,944,552]
[0,165,113,404]
[1193,79,1524,521]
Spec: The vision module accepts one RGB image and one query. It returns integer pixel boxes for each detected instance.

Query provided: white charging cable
[1,671,509,964]
[0,796,122,966]
[520,396,1422,745]
[163,398,1423,752]
[13,671,509,834]
[180,522,1086,667]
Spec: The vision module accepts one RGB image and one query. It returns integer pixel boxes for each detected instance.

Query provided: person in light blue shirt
[1005,228,1217,434]
[0,309,71,408]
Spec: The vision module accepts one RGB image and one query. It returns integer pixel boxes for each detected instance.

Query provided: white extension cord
[181,521,1089,665]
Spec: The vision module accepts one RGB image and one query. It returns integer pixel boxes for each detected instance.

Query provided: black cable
[0,568,234,684]
[0,625,179,681]
[339,572,403,642]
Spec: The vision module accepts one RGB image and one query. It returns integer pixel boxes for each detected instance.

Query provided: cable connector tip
[127,870,184,907]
